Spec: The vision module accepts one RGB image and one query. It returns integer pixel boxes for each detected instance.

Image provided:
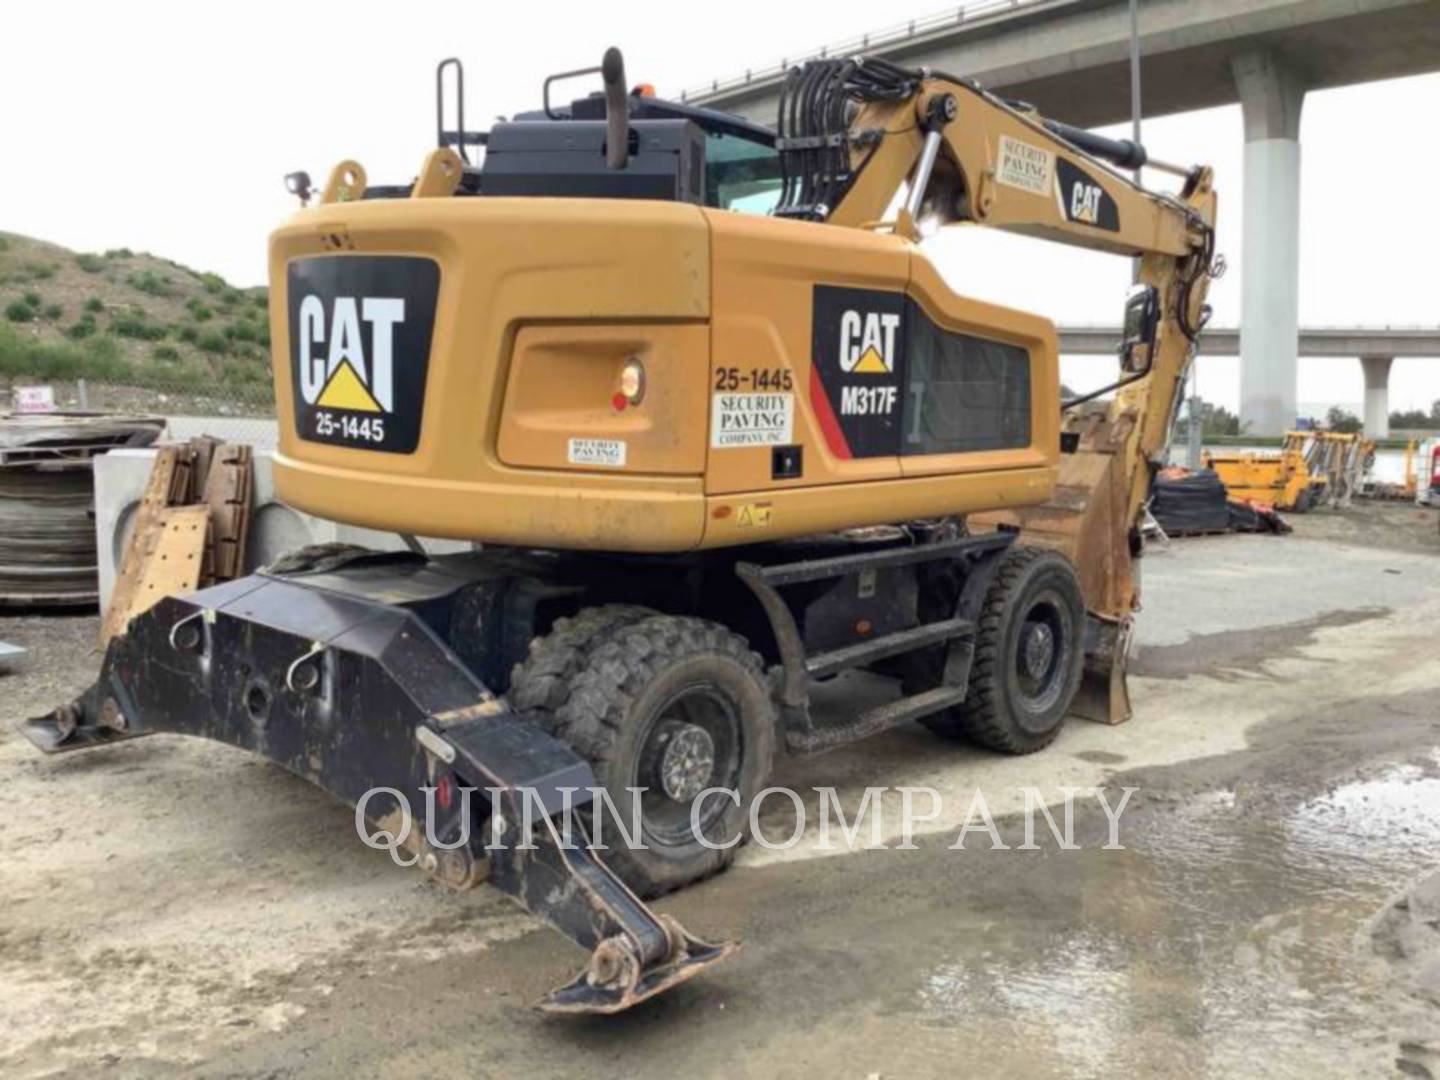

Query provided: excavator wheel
[528,614,776,898]
[915,547,1086,755]
[508,604,656,717]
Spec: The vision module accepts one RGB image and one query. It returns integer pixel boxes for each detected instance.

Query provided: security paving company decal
[810,285,906,459]
[996,135,1054,196]
[288,255,439,454]
[711,392,795,448]
[568,437,628,467]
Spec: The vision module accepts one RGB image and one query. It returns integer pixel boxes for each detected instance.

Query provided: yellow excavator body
[270,198,1059,552]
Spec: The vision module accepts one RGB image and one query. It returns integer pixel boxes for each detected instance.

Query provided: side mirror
[1120,284,1160,372]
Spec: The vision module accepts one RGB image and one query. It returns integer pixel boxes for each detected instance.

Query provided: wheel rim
[1012,588,1073,716]
[634,684,743,846]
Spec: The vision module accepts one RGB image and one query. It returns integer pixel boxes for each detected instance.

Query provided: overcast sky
[4,1,1437,413]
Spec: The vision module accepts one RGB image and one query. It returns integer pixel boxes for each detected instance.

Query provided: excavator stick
[21,559,735,1013]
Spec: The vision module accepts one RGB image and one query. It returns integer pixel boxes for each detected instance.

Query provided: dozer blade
[973,439,1138,725]
[1072,613,1134,725]
[20,565,736,1014]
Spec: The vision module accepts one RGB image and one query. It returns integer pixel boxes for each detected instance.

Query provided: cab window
[705,133,782,215]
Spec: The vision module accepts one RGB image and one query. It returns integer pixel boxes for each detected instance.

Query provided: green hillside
[0,232,273,407]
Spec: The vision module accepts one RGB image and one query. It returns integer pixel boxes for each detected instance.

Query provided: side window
[901,300,1031,455]
[704,133,782,215]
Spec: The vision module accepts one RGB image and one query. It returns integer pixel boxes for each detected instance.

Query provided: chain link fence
[4,375,278,450]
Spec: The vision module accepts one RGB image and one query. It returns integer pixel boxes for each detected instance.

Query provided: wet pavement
[1,505,1438,1078]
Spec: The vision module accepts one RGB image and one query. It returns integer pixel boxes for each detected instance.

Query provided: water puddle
[915,761,1440,1077]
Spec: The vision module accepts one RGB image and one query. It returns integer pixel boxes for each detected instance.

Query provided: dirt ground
[1,503,1438,1078]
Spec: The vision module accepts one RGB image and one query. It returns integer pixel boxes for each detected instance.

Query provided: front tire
[916,546,1086,754]
[534,615,776,897]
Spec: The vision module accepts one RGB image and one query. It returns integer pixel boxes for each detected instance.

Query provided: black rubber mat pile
[1151,468,1231,535]
[0,413,164,607]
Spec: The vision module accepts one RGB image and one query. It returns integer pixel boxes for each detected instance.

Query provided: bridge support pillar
[1233,51,1306,437]
[1361,355,1393,439]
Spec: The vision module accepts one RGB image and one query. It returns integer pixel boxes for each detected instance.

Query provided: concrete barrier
[94,448,470,609]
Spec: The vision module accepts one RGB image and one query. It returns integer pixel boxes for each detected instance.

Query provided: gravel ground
[1,504,1438,1078]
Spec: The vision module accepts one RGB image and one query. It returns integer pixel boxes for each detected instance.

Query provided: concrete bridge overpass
[1058,325,1440,436]
[685,0,1440,436]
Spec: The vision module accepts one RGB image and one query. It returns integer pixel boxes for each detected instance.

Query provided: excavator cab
[429,53,782,210]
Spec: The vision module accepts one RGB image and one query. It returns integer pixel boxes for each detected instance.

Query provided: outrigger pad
[21,711,142,753]
[22,684,146,754]
[542,923,739,1014]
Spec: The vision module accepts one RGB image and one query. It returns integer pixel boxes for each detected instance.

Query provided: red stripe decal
[809,366,852,460]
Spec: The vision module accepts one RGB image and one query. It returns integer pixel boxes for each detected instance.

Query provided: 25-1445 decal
[714,367,794,392]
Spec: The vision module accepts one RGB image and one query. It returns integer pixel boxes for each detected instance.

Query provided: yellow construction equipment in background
[1205,430,1374,511]
[1204,432,1321,512]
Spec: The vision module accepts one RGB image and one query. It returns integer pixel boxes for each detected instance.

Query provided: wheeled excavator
[25,48,1219,1012]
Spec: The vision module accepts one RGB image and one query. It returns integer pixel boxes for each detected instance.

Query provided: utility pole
[1129,0,1142,186]
[1187,366,1204,469]
[1128,0,1143,283]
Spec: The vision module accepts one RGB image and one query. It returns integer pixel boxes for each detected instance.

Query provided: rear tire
[507,604,655,717]
[543,615,776,897]
[911,546,1085,755]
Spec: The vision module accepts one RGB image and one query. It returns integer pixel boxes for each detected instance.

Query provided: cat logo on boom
[1070,182,1103,226]
[838,309,899,375]
[296,295,406,414]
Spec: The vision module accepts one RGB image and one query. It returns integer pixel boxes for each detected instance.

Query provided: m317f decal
[810,285,906,459]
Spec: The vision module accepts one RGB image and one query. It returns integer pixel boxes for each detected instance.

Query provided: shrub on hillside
[111,309,168,340]
[104,248,133,260]
[66,317,95,339]
[199,272,226,294]
[42,303,62,321]
[5,300,35,323]
[127,270,173,297]
[84,297,104,313]
[74,253,106,273]
[23,261,56,280]
[197,331,229,354]
[0,236,9,253]
[186,298,214,322]
[178,325,199,344]
[152,344,181,362]
[220,356,273,392]
[0,323,132,382]
[22,291,41,308]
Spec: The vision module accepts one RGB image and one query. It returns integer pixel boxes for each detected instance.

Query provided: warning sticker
[567,437,627,468]
[996,135,1054,196]
[736,502,774,529]
[711,392,794,448]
